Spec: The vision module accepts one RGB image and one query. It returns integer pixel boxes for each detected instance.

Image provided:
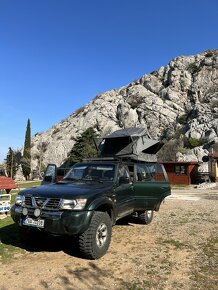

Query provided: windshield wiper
[62,177,81,182]
[81,177,103,183]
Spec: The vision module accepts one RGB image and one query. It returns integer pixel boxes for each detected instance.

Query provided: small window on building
[175,165,186,175]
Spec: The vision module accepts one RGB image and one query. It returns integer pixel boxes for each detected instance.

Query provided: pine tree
[21,118,31,180]
[6,147,17,178]
[68,127,98,162]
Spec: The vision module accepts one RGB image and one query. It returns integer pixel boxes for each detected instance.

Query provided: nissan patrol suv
[11,128,171,259]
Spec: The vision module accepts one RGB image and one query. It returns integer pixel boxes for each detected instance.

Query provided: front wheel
[138,210,154,224]
[78,211,112,259]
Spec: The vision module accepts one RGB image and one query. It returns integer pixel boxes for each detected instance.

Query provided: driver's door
[114,165,134,218]
[41,164,57,185]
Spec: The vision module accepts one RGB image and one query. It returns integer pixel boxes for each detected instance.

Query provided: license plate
[23,217,44,228]
[0,206,10,212]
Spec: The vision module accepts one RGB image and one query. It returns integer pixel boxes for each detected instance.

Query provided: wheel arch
[88,198,115,224]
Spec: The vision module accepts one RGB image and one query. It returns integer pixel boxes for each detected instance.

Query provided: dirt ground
[0,189,218,290]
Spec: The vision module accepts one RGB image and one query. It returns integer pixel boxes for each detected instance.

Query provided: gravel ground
[0,189,217,290]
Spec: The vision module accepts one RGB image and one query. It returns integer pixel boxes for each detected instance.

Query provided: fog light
[22,208,28,216]
[34,208,41,217]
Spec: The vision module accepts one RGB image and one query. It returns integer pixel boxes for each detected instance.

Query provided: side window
[155,164,168,181]
[136,164,152,181]
[127,165,134,182]
[147,164,168,182]
[118,165,130,179]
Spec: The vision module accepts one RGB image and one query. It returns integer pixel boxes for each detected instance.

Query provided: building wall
[163,163,198,185]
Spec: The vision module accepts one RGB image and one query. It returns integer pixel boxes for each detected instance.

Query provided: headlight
[15,195,25,206]
[60,199,87,210]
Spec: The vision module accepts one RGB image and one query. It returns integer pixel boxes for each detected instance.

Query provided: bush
[183,137,205,149]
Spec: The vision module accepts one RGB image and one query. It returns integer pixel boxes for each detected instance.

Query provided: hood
[19,181,113,199]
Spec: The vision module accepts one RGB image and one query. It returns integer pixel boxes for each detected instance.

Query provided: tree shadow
[40,262,110,290]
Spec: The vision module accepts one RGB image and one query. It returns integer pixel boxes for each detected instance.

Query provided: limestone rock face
[30,49,218,169]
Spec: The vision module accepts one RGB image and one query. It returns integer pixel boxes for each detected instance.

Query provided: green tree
[35,142,48,178]
[183,137,205,149]
[21,118,31,180]
[6,147,17,178]
[68,127,98,162]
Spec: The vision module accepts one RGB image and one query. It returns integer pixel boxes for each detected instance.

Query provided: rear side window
[136,164,153,181]
[136,164,168,182]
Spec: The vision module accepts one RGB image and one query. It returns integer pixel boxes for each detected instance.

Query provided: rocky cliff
[31,49,218,169]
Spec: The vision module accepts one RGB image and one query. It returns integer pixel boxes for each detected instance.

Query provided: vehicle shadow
[0,219,136,259]
[1,223,111,288]
[0,223,81,258]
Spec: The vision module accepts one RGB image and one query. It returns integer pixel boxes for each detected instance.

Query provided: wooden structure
[0,176,17,193]
[208,153,218,182]
[162,161,199,185]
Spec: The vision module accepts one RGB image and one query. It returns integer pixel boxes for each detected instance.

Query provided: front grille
[24,196,61,210]
[45,198,61,209]
[24,196,32,207]
[35,197,47,207]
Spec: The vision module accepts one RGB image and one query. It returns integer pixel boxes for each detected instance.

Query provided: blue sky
[0,0,218,162]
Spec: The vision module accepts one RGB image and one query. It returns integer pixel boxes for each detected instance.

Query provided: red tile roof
[0,176,17,192]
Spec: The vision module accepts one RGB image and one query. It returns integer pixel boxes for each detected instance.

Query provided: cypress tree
[6,147,16,178]
[21,118,31,180]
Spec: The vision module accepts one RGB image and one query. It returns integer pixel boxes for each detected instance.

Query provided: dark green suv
[11,159,170,259]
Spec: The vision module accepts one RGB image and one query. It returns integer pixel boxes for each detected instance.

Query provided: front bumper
[11,205,93,236]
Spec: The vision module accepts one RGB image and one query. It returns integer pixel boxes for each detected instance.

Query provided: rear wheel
[138,210,154,224]
[78,211,112,259]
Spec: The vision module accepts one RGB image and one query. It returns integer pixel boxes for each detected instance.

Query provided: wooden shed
[162,161,199,185]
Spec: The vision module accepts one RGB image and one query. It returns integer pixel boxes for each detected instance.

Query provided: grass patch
[0,180,41,262]
[191,236,218,289]
[203,237,218,258]
[158,238,189,249]
[0,216,25,262]
[17,181,41,188]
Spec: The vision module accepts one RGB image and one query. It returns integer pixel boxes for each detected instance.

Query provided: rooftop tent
[96,128,163,162]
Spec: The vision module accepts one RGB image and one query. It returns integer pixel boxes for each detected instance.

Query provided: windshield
[63,163,115,182]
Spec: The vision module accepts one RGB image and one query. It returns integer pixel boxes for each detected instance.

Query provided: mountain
[31,49,218,169]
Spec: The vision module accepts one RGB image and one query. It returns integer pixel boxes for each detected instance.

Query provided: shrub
[183,137,205,149]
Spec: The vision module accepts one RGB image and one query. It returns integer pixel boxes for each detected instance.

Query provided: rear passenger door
[133,163,171,211]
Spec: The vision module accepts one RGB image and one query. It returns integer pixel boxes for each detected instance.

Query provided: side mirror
[119,176,130,185]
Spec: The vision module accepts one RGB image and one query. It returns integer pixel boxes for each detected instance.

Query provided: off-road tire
[138,210,154,224]
[78,211,112,259]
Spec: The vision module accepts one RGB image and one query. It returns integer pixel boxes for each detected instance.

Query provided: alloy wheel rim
[96,223,108,248]
[147,210,152,218]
